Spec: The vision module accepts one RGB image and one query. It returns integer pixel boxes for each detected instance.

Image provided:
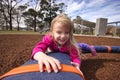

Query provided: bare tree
[0,0,9,30]
[0,0,22,30]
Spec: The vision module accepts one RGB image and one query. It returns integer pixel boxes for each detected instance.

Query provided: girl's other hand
[71,62,80,71]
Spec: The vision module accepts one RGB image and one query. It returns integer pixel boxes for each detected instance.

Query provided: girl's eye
[57,31,62,34]
[66,32,69,34]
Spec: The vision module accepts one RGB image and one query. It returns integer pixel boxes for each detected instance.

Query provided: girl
[31,14,81,73]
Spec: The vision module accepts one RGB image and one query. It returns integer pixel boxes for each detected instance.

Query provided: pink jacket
[31,34,81,64]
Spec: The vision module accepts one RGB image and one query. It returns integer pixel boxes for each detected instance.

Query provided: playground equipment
[82,45,120,53]
[0,52,85,80]
[93,46,120,53]
[78,43,120,53]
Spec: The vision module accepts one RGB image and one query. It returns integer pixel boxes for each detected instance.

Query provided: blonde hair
[50,14,81,57]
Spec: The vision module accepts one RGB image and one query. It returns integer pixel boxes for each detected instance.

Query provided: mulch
[0,34,120,80]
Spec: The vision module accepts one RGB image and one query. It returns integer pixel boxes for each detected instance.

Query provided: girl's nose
[61,33,65,38]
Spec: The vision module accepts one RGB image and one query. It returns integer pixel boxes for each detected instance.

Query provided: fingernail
[40,70,43,72]
[59,67,61,69]
[48,70,51,73]
[55,70,58,73]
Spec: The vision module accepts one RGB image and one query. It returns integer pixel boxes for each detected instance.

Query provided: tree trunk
[34,17,37,32]
[9,14,12,30]
[17,22,20,31]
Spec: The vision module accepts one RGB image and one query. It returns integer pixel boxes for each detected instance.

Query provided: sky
[19,0,120,27]
[56,0,120,23]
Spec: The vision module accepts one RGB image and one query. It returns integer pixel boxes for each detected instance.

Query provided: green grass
[0,30,39,35]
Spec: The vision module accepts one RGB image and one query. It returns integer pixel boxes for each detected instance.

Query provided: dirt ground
[0,34,120,80]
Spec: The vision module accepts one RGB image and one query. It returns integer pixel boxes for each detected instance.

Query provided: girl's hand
[71,62,80,71]
[34,52,61,73]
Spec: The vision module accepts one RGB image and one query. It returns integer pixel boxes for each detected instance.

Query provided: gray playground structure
[95,18,108,36]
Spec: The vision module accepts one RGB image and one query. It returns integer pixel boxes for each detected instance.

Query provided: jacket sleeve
[78,43,91,51]
[78,43,97,56]
[31,34,53,59]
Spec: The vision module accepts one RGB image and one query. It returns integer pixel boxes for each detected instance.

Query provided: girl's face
[52,22,70,46]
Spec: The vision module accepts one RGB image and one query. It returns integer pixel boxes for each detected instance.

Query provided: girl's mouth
[59,39,66,42]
